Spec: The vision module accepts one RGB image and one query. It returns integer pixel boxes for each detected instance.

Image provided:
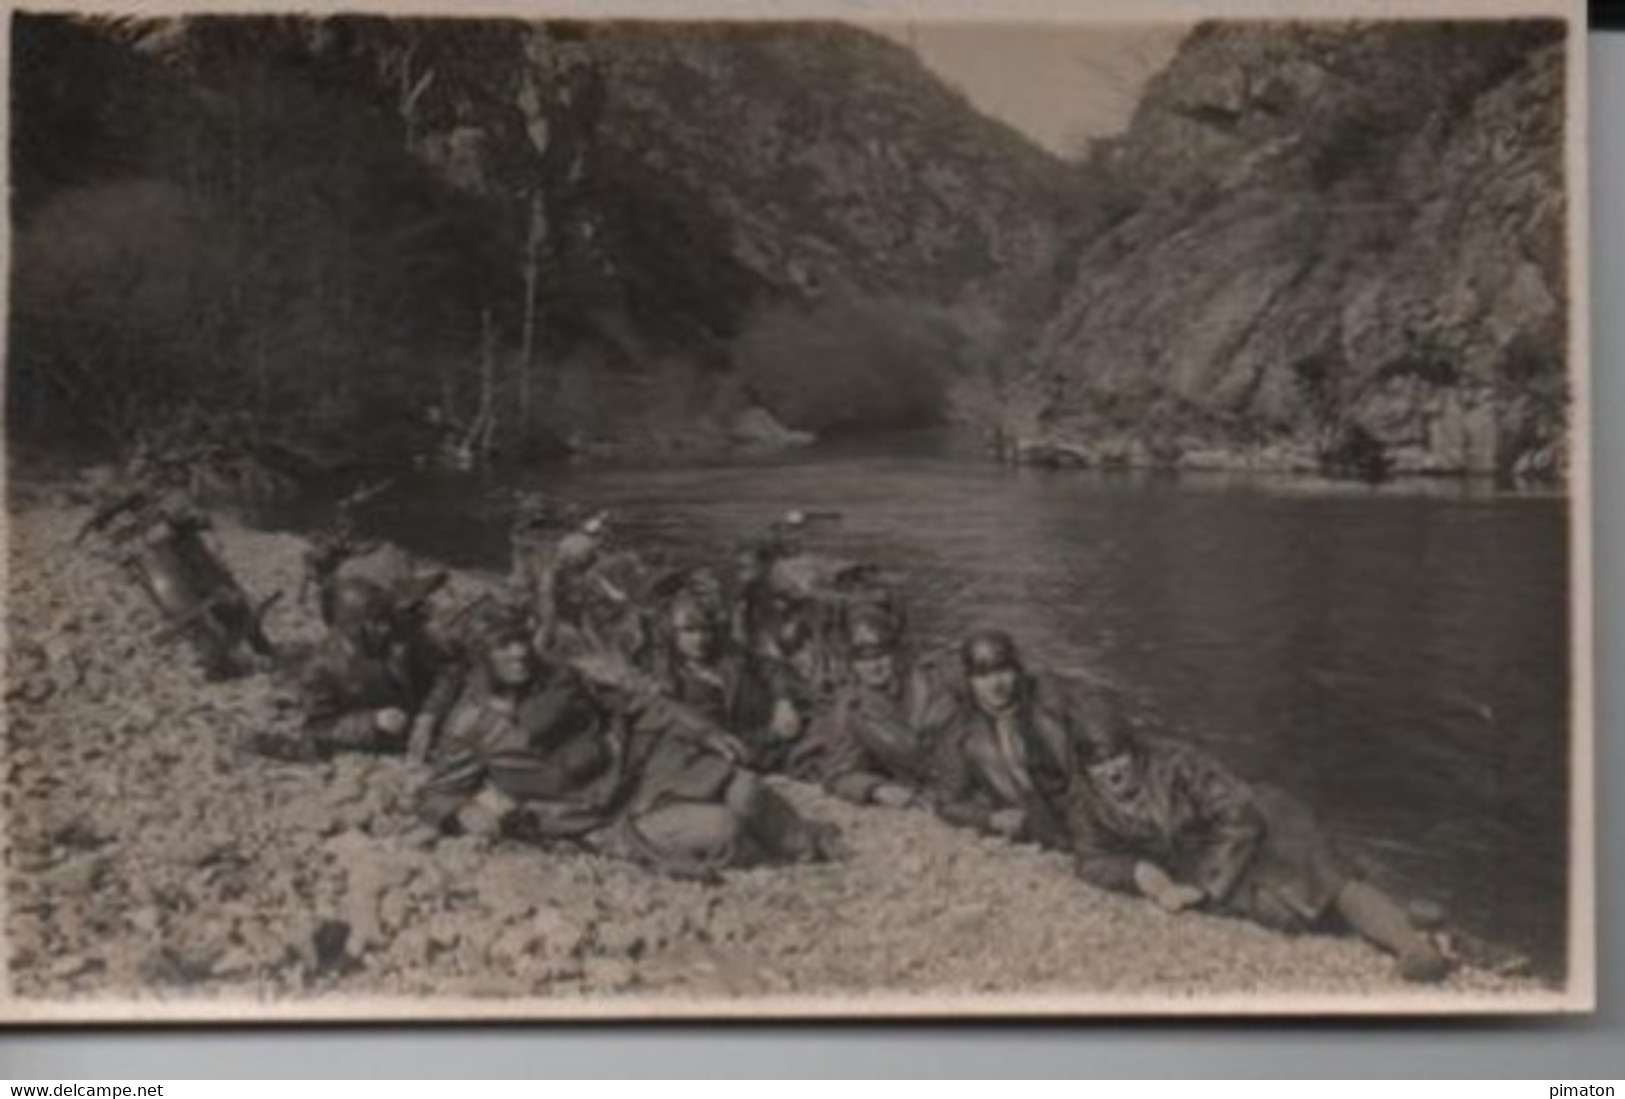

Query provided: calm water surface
[342,449,1572,974]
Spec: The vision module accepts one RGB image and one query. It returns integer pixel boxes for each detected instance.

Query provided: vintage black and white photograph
[0,0,1590,1020]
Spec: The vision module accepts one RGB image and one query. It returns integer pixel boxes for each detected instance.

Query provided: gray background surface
[0,28,1618,1083]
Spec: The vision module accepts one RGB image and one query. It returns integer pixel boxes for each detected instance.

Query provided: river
[325,445,1573,977]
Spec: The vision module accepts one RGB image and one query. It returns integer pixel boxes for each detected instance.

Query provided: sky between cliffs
[869,22,1192,159]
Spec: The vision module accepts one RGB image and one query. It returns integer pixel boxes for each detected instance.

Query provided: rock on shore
[4,502,1545,1010]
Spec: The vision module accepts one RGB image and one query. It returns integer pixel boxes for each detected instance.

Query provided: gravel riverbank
[2,499,1555,1017]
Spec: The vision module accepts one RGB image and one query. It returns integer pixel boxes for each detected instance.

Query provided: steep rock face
[587,23,1071,312]
[382,20,1079,446]
[9,16,1073,459]
[402,21,1073,353]
[1029,21,1569,481]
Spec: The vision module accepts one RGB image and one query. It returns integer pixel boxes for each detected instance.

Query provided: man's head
[961,629,1023,714]
[1078,714,1142,801]
[329,577,397,654]
[669,593,721,663]
[775,614,815,657]
[770,509,808,557]
[555,530,601,568]
[466,600,537,688]
[847,606,901,690]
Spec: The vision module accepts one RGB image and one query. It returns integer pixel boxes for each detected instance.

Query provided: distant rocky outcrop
[586,23,1071,313]
[1016,21,1569,483]
[729,403,816,450]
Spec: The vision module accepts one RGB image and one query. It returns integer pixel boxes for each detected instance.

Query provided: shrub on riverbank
[731,296,961,435]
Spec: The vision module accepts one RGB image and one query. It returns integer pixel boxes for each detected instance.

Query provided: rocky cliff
[406,20,1075,445]
[1021,21,1569,482]
[587,23,1070,311]
[9,16,1074,462]
[20,17,1568,478]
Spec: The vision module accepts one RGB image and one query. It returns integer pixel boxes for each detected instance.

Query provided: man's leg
[627,802,740,878]
[726,772,841,862]
[1334,880,1452,983]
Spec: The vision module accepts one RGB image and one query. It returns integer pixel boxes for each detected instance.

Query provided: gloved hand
[373,707,409,736]
[1134,860,1205,912]
[988,808,1027,837]
[405,716,436,764]
[458,786,520,839]
[871,784,916,809]
[768,699,803,741]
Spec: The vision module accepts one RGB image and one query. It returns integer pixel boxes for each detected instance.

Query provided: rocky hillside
[435,20,1080,447]
[454,21,1078,446]
[586,23,1071,312]
[8,17,1073,462]
[1019,21,1569,482]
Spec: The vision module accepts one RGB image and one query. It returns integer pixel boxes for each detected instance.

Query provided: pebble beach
[2,496,1557,1018]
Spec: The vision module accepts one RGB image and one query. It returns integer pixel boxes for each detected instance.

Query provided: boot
[742,784,838,864]
[808,821,848,862]
[1437,927,1533,978]
[244,729,320,763]
[1335,880,1455,984]
[1397,951,1454,984]
[1407,899,1448,931]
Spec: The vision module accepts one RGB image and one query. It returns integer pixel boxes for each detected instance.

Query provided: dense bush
[6,17,537,458]
[730,296,960,434]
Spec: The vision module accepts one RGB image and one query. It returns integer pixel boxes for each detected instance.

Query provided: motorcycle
[76,491,279,680]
